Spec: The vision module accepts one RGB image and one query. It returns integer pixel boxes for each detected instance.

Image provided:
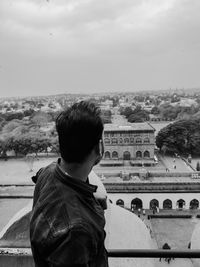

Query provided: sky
[0,0,200,97]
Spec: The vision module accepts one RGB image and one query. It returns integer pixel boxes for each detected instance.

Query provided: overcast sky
[0,0,200,97]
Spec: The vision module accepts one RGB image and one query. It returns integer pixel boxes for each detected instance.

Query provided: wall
[0,255,34,267]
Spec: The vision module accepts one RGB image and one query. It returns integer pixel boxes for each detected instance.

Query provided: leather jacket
[30,159,108,267]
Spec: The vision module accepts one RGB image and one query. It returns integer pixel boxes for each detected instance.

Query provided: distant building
[102,123,156,166]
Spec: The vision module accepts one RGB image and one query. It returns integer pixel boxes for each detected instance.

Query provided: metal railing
[108,249,200,258]
[1,248,200,258]
[1,248,200,267]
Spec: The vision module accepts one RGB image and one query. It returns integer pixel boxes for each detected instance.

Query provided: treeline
[156,118,200,156]
[151,103,200,121]
[0,108,112,158]
[120,103,200,122]
[0,114,59,158]
[0,109,60,130]
[120,106,150,122]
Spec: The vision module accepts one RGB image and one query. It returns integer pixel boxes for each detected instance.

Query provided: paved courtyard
[157,154,193,173]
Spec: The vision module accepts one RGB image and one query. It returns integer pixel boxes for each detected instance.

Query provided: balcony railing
[1,247,200,257]
[108,249,200,258]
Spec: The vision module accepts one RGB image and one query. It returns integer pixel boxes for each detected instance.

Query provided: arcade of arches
[108,193,200,210]
[117,198,198,210]
[104,150,151,160]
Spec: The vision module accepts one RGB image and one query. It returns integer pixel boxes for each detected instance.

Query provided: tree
[31,112,51,127]
[50,136,60,154]
[3,112,24,121]
[128,114,144,122]
[0,138,8,158]
[120,107,133,118]
[2,120,21,133]
[151,106,159,115]
[158,103,183,120]
[23,109,35,117]
[128,108,150,122]
[156,118,200,156]
[101,110,112,124]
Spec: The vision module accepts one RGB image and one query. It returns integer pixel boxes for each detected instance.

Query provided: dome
[105,203,156,267]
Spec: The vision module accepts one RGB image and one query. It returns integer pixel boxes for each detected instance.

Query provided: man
[30,101,108,267]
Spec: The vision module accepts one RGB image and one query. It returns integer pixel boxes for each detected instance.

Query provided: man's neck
[60,158,92,182]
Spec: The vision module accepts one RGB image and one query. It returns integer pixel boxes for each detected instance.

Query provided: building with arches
[102,123,156,166]
[103,174,200,211]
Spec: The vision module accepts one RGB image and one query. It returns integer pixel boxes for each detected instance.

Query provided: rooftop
[104,122,155,132]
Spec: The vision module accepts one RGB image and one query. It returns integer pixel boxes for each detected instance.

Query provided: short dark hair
[56,101,104,163]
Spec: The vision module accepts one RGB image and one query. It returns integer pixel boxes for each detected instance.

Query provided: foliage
[5,133,53,156]
[120,106,133,118]
[31,112,52,127]
[156,118,200,155]
[120,105,150,122]
[2,120,22,133]
[151,103,200,121]
[23,109,35,117]
[158,104,180,120]
[101,110,112,124]
[128,106,150,122]
[0,115,58,157]
[151,106,159,115]
[0,112,24,122]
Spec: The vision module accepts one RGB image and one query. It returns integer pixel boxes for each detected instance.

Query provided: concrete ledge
[0,248,33,267]
[0,255,34,267]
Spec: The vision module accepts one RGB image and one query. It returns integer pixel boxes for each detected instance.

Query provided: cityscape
[0,89,200,266]
[1,0,200,266]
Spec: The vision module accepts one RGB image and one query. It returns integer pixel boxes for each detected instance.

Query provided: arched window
[131,198,143,210]
[190,199,199,209]
[116,199,124,207]
[104,138,110,144]
[112,151,118,159]
[104,151,110,159]
[136,138,142,144]
[144,137,150,143]
[144,150,150,158]
[119,138,123,144]
[111,138,118,144]
[150,199,159,209]
[124,138,129,144]
[177,199,185,209]
[136,151,142,158]
[123,151,131,160]
[163,199,172,209]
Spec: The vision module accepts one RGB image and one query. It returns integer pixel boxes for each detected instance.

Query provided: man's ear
[94,139,103,156]
[99,139,104,157]
[93,140,104,166]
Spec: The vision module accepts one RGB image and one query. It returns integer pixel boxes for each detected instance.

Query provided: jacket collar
[55,158,97,197]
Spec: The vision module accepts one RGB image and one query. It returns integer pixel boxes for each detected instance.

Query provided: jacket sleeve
[47,225,96,267]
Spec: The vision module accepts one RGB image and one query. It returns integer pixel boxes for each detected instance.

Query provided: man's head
[56,101,104,164]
